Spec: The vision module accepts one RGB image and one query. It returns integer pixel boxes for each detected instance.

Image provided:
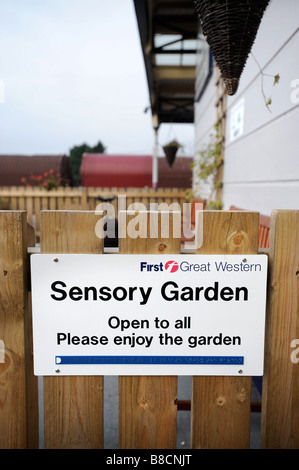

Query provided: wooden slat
[25,219,37,449]
[49,195,56,210]
[191,210,259,449]
[26,194,33,226]
[81,188,88,210]
[261,210,299,448]
[33,192,41,237]
[40,211,104,449]
[118,210,181,449]
[0,211,38,448]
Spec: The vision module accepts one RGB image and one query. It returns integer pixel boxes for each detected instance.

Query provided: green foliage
[21,169,62,191]
[207,199,224,210]
[251,53,280,112]
[185,187,193,202]
[273,74,280,86]
[198,126,222,176]
[163,139,183,148]
[69,140,106,186]
[264,73,280,111]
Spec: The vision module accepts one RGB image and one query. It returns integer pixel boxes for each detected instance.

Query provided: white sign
[31,254,267,376]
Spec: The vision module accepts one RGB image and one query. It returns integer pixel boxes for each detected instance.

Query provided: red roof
[0,154,71,186]
[158,157,193,188]
[81,154,152,187]
[80,154,192,188]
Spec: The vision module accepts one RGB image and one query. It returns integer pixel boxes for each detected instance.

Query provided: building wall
[194,0,299,215]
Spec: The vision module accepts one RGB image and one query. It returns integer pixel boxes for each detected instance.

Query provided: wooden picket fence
[0,186,187,239]
[0,208,298,449]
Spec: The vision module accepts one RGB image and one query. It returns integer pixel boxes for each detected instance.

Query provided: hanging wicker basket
[163,140,182,167]
[194,0,270,95]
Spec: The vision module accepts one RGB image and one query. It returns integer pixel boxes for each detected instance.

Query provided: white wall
[194,0,299,215]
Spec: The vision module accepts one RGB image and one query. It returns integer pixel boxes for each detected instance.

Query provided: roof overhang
[133,0,199,127]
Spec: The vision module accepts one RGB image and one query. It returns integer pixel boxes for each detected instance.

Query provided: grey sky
[0,0,194,157]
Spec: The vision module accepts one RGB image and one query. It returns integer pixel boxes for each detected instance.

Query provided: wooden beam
[261,210,299,448]
[118,210,180,449]
[0,211,38,448]
[40,211,104,449]
[154,66,195,81]
[191,210,259,449]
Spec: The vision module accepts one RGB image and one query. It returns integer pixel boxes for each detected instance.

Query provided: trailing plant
[207,199,224,210]
[251,52,280,112]
[187,125,224,209]
[163,139,183,148]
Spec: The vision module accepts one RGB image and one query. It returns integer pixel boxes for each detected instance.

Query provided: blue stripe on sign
[55,356,244,365]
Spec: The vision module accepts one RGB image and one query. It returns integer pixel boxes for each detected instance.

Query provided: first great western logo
[140,260,207,273]
[140,260,215,273]
[140,259,263,273]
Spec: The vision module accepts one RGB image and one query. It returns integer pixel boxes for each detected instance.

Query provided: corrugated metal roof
[0,154,71,186]
[80,153,192,188]
[158,156,193,188]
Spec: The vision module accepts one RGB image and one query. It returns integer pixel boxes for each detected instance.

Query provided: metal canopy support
[152,128,159,188]
[134,0,199,127]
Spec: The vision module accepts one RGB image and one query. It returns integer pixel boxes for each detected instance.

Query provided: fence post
[191,210,259,449]
[40,210,104,449]
[118,210,181,449]
[261,210,299,448]
[0,211,38,448]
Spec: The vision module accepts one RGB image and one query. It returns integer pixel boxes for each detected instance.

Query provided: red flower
[36,175,43,181]
[49,169,54,174]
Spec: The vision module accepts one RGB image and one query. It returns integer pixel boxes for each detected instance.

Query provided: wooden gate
[0,209,298,449]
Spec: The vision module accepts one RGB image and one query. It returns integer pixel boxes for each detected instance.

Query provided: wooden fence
[0,208,298,449]
[0,186,187,239]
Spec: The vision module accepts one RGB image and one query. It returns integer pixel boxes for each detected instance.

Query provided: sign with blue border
[31,254,267,376]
